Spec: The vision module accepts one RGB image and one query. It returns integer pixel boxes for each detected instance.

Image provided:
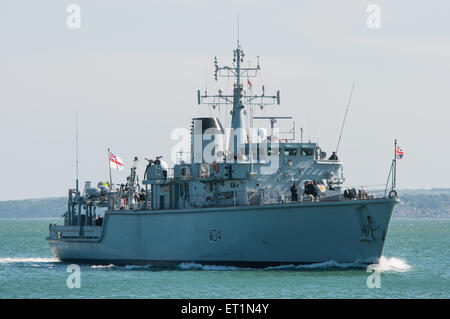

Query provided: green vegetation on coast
[0,189,449,218]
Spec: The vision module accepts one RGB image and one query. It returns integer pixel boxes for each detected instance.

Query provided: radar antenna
[196,43,280,159]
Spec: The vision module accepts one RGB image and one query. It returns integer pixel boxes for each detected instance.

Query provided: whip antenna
[335,81,355,156]
[75,108,79,196]
[237,13,239,46]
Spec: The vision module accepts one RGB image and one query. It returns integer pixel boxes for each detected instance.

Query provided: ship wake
[371,256,411,272]
[176,258,411,272]
[0,257,59,267]
[0,255,409,272]
[87,256,412,272]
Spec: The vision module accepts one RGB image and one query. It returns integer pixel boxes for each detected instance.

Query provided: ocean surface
[0,218,448,299]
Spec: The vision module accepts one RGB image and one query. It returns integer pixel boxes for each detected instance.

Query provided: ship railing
[49,225,81,239]
[342,184,390,199]
[107,190,151,211]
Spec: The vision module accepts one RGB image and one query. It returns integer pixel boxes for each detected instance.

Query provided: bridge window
[284,148,297,156]
[300,147,314,156]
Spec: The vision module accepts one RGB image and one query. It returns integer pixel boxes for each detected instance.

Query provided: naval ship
[47,43,399,267]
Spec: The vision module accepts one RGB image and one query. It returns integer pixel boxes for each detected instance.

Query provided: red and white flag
[396,146,404,159]
[109,151,125,170]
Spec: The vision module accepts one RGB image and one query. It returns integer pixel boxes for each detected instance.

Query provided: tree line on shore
[0,189,449,218]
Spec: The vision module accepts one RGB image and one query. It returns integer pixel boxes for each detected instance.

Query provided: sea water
[0,218,448,298]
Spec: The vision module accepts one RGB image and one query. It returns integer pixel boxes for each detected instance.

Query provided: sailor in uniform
[290,183,298,202]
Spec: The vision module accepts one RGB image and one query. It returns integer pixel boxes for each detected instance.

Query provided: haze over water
[0,218,448,298]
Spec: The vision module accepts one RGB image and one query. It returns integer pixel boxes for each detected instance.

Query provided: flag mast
[108,148,113,190]
[393,139,397,190]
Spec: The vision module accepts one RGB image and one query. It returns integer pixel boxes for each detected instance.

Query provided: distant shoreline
[0,217,63,220]
[1,188,449,219]
[1,217,449,220]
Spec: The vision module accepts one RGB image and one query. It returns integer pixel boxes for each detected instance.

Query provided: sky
[0,0,449,200]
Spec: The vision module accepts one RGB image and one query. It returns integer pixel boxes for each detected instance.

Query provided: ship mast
[197,42,280,160]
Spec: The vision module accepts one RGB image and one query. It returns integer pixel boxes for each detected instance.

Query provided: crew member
[329,152,339,160]
[290,183,298,202]
[304,181,315,200]
[139,188,146,201]
[313,181,320,201]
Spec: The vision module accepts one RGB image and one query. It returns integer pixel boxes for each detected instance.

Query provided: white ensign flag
[109,151,125,170]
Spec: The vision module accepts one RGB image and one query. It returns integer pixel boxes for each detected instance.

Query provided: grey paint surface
[48,198,396,265]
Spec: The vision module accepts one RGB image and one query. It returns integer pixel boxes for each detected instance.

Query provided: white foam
[177,258,410,272]
[372,256,411,272]
[0,256,410,273]
[123,264,155,270]
[0,257,58,264]
[177,262,249,271]
[177,261,363,271]
[90,264,115,269]
[264,260,363,270]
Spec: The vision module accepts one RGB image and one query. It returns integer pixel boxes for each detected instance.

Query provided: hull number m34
[209,229,222,241]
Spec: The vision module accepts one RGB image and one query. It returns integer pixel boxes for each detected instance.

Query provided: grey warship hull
[48,198,397,267]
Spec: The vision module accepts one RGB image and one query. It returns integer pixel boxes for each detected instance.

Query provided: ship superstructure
[47,43,399,266]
